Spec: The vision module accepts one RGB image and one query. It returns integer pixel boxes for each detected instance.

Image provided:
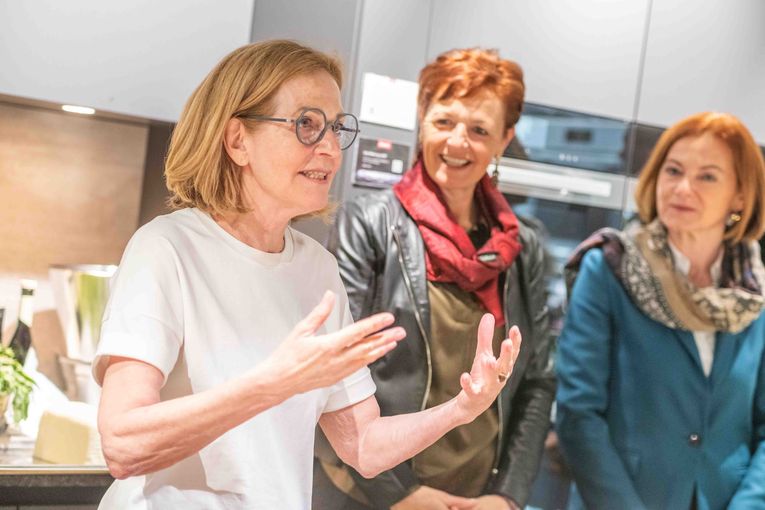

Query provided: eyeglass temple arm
[244,115,293,123]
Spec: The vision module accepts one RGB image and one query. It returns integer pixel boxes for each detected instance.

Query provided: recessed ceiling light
[62,105,96,115]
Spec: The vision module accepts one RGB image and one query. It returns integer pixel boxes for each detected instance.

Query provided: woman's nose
[315,129,342,158]
[675,176,693,194]
[446,123,469,147]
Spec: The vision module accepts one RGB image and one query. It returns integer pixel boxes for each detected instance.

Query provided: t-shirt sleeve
[92,228,184,386]
[323,273,377,413]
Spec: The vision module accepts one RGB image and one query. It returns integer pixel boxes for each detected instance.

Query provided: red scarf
[393,157,522,327]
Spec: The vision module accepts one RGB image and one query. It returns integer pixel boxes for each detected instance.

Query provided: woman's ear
[731,190,745,216]
[223,118,249,166]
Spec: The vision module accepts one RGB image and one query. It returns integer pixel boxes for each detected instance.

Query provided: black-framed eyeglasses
[241,107,360,150]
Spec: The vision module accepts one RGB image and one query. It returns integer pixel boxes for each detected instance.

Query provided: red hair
[634,112,765,243]
[418,48,525,130]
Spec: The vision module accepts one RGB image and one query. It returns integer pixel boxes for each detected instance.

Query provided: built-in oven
[498,103,633,337]
[499,103,636,510]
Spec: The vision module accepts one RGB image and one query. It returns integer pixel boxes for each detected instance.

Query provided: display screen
[505,103,630,174]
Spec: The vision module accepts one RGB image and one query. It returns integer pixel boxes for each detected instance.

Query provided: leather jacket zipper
[390,225,433,412]
[491,274,511,476]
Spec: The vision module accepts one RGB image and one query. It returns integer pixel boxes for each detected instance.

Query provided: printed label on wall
[353,138,411,188]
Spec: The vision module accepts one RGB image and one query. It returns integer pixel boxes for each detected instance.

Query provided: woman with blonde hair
[92,40,521,509]
[314,47,555,510]
[556,112,765,509]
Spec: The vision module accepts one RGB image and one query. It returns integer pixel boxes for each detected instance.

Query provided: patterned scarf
[565,219,765,333]
[394,157,522,327]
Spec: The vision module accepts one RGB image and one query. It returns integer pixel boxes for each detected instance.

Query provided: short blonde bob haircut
[417,48,525,131]
[634,112,765,244]
[165,40,343,216]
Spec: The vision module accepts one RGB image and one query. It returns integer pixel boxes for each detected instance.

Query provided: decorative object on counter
[49,264,116,404]
[0,345,35,433]
[59,356,100,405]
[33,400,104,465]
[50,265,115,362]
[8,279,36,366]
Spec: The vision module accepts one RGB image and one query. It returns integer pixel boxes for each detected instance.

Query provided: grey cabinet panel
[250,0,358,91]
[0,0,254,122]
[428,0,650,120]
[340,0,434,203]
[637,0,765,141]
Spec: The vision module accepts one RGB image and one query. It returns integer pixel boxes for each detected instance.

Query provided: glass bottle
[9,279,36,366]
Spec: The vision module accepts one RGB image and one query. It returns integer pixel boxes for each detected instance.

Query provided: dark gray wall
[340,0,434,205]
[138,122,174,226]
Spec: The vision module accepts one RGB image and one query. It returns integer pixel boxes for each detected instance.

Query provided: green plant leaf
[0,346,36,423]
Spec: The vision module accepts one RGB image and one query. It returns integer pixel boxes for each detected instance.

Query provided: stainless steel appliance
[49,264,116,404]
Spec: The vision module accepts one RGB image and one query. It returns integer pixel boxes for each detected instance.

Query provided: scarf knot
[393,157,522,327]
[565,219,765,333]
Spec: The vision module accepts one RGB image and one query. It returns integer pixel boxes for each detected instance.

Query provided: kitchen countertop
[0,430,113,505]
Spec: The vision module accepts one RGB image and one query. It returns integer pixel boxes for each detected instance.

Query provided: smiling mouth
[299,170,330,181]
[440,155,471,168]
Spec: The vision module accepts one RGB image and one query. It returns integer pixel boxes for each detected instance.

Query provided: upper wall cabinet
[636,0,765,142]
[428,0,650,120]
[0,0,254,122]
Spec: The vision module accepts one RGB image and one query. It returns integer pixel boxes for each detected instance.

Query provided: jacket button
[688,433,701,446]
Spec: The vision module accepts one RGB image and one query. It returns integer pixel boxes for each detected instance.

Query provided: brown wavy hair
[165,40,343,217]
[417,48,525,130]
[634,112,765,243]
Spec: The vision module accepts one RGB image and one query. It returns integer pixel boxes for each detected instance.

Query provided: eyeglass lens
[295,109,358,150]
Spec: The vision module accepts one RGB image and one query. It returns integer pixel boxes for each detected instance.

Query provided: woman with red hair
[556,112,765,509]
[313,48,555,510]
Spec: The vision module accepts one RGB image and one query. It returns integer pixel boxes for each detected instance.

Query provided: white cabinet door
[637,0,765,142]
[428,0,650,120]
[0,0,254,122]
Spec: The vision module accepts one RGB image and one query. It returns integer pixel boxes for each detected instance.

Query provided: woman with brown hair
[556,112,765,509]
[92,40,521,509]
[314,48,555,510]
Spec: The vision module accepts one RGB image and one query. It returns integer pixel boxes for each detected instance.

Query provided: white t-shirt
[92,208,376,510]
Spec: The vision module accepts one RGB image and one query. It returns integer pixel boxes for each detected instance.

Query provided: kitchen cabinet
[636,0,765,142]
[0,0,254,122]
[339,0,433,204]
[427,0,650,120]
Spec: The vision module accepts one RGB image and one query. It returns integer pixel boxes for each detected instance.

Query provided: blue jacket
[556,249,765,510]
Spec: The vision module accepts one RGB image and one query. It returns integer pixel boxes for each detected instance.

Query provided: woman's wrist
[237,363,294,411]
[446,393,478,426]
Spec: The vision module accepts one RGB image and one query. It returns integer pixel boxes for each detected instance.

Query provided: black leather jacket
[320,190,556,508]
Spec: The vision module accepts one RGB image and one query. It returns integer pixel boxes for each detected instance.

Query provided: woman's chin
[433,171,483,192]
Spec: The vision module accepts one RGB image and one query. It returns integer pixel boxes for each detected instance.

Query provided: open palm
[455,314,522,421]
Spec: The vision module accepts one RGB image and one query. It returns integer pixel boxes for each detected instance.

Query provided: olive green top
[412,281,505,497]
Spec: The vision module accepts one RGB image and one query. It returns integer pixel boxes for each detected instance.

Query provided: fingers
[345,326,406,362]
[331,312,396,349]
[496,325,522,380]
[460,372,473,395]
[441,492,477,508]
[293,291,336,336]
[475,313,496,354]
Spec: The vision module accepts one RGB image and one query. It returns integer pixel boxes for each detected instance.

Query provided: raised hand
[454,314,522,423]
[260,291,406,396]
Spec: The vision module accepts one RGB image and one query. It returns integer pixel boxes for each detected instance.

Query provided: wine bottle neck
[18,291,35,327]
